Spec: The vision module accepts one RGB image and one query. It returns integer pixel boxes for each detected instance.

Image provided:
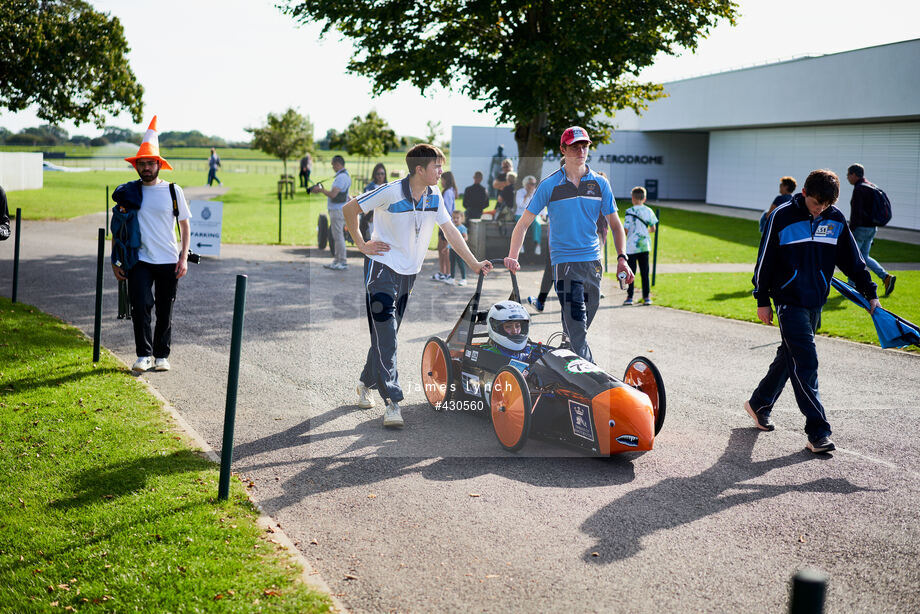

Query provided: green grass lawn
[626,270,919,352]
[646,204,920,264]
[0,298,332,613]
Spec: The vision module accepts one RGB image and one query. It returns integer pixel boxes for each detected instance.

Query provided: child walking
[449,209,469,286]
[623,186,658,305]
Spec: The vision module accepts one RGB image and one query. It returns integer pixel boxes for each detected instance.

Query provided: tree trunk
[282,158,288,179]
[514,112,548,187]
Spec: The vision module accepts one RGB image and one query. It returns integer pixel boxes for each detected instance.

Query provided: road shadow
[232,403,638,514]
[579,428,879,564]
[51,450,214,510]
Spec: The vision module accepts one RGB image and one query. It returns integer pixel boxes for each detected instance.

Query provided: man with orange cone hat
[112,116,192,373]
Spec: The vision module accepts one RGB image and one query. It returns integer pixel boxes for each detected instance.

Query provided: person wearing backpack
[847,163,895,296]
[111,116,192,373]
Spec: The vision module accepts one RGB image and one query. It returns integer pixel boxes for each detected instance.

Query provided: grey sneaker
[356,383,375,409]
[806,436,836,453]
[132,356,153,372]
[383,401,404,428]
[331,262,348,270]
[744,401,775,431]
[323,261,337,269]
[623,298,634,306]
[154,357,171,372]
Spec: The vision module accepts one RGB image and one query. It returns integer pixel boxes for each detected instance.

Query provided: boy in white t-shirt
[343,144,493,428]
[622,186,658,305]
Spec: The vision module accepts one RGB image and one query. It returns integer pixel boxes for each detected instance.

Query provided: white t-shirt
[515,187,533,216]
[357,178,450,275]
[137,181,192,264]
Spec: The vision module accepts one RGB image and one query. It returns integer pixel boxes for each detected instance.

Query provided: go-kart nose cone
[591,386,655,454]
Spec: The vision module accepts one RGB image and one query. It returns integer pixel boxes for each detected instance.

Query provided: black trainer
[806,436,836,453]
[884,274,897,297]
[744,401,775,431]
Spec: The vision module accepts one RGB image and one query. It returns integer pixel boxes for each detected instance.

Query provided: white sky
[2,0,918,142]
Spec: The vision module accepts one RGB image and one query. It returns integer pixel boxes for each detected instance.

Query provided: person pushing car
[504,126,633,362]
[343,144,493,428]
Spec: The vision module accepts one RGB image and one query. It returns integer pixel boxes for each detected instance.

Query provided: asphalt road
[2,212,919,613]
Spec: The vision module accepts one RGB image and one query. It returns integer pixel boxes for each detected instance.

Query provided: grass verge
[615,270,919,352]
[0,298,332,612]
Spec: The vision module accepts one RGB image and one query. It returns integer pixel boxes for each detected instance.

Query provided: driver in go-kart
[483,300,549,363]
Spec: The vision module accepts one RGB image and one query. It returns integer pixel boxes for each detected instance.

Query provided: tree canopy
[343,111,399,158]
[280,0,737,180]
[0,0,144,127]
[246,108,314,177]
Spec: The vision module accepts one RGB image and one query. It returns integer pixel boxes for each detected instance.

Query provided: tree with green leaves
[280,0,737,181]
[0,0,144,127]
[343,111,399,158]
[246,108,314,178]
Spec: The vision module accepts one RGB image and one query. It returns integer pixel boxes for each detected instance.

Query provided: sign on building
[188,200,223,257]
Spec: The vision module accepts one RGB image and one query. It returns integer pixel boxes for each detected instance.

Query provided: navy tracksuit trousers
[360,258,416,403]
[553,260,602,362]
[748,304,832,441]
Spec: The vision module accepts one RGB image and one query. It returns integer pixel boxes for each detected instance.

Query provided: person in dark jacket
[461,171,489,222]
[0,185,10,240]
[745,169,880,454]
[847,163,895,296]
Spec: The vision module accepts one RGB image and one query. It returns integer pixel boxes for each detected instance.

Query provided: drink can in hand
[617,271,627,289]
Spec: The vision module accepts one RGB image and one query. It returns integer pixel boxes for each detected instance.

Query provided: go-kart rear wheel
[421,337,453,410]
[624,357,666,435]
[317,214,329,250]
[490,366,532,452]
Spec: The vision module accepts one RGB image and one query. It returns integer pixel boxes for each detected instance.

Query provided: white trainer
[534,244,542,255]
[132,356,153,372]
[154,358,171,371]
[382,401,404,428]
[356,383,375,409]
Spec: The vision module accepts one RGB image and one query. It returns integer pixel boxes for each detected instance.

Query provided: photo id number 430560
[435,400,483,412]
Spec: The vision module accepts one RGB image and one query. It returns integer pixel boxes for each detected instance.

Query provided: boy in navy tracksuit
[746,169,880,453]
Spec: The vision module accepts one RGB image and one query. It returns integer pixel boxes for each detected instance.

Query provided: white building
[0,152,43,191]
[452,38,920,230]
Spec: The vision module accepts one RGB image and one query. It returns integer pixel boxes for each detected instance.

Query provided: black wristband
[617,253,627,261]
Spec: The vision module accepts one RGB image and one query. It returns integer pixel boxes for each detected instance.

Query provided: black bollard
[218,274,248,501]
[93,228,105,363]
[12,208,22,303]
[277,191,283,244]
[790,568,827,614]
[105,185,110,237]
[652,207,660,286]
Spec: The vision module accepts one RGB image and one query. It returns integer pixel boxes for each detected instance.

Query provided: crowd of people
[89,113,897,454]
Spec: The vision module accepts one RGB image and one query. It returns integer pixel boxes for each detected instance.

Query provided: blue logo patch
[568,400,594,441]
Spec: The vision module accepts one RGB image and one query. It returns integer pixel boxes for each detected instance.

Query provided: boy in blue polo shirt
[504,126,633,362]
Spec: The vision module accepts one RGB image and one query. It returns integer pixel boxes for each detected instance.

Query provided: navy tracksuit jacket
[749,194,877,440]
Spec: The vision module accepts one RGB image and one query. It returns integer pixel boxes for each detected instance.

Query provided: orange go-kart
[420,264,665,455]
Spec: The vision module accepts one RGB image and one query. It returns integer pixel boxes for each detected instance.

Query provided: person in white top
[112,116,191,373]
[433,170,458,282]
[514,175,541,255]
[343,144,493,428]
[311,155,351,270]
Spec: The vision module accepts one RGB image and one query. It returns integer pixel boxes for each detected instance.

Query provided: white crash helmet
[487,300,530,351]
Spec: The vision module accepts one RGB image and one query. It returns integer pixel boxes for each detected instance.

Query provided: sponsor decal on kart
[564,358,603,375]
[568,400,594,441]
[461,372,481,396]
[471,350,479,361]
[508,359,528,373]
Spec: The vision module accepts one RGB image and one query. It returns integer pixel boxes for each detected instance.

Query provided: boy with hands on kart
[343,144,493,428]
[504,126,633,362]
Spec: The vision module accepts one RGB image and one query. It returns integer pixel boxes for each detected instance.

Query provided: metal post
[93,228,105,362]
[105,185,110,237]
[278,191,283,244]
[12,208,22,303]
[790,568,827,614]
[652,207,660,286]
[218,274,248,501]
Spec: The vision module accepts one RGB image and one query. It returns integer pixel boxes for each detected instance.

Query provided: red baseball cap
[560,126,592,147]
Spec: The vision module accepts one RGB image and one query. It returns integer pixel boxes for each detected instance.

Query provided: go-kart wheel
[421,337,453,410]
[490,366,532,452]
[624,357,666,435]
[317,214,329,250]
